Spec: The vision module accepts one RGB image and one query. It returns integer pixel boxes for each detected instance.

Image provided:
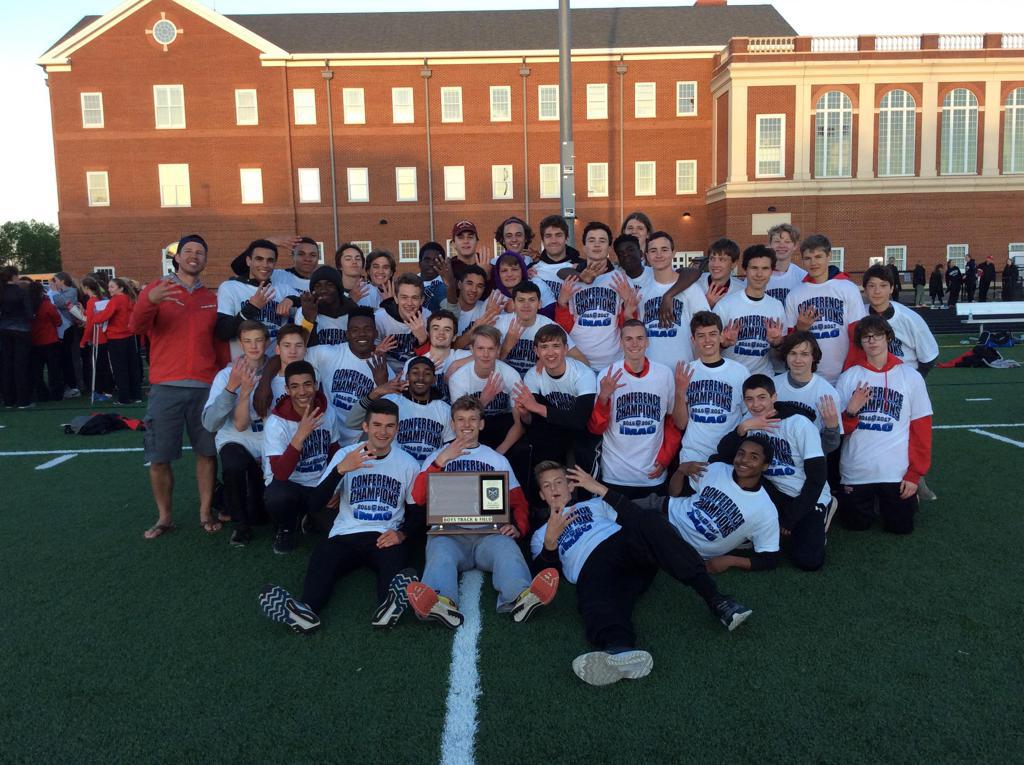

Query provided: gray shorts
[143,383,217,463]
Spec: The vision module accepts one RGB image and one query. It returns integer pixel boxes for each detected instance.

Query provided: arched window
[1004,87,1024,174]
[940,88,979,175]
[878,89,916,176]
[814,91,853,177]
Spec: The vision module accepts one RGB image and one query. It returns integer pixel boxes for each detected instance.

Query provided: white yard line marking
[34,454,78,471]
[964,397,993,402]
[969,429,1024,449]
[933,423,1024,430]
[0,447,190,457]
[440,570,484,765]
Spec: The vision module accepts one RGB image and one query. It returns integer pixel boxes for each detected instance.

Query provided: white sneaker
[63,388,80,399]
[823,497,839,533]
[572,650,653,686]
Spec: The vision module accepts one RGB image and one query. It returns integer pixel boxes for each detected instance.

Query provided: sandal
[200,519,222,534]
[144,522,177,540]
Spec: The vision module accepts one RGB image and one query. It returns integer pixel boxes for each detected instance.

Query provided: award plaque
[427,471,510,535]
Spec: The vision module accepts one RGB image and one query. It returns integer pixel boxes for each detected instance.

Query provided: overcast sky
[3,0,1023,224]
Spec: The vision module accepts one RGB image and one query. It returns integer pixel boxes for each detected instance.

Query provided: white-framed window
[634,161,656,196]
[675,160,697,194]
[395,167,418,202]
[940,87,979,175]
[634,82,656,119]
[158,163,190,207]
[829,247,845,272]
[538,85,559,120]
[93,266,116,281]
[351,240,372,256]
[815,91,853,178]
[587,84,608,120]
[490,86,511,122]
[80,92,104,128]
[399,240,421,264]
[239,168,263,205]
[1003,87,1024,174]
[392,87,414,124]
[441,87,463,123]
[494,241,506,257]
[343,88,365,124]
[153,85,185,129]
[539,164,560,198]
[293,89,316,125]
[234,89,258,126]
[884,245,907,270]
[297,168,321,203]
[443,166,465,200]
[673,251,703,270]
[676,81,697,116]
[491,165,513,200]
[587,162,608,197]
[1010,242,1024,258]
[946,243,969,269]
[86,171,109,206]
[878,89,915,177]
[347,168,369,202]
[756,114,785,178]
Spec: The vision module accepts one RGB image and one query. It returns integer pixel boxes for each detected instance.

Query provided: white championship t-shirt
[772,373,844,434]
[204,364,266,459]
[679,357,748,462]
[878,302,940,367]
[765,262,808,304]
[567,272,623,371]
[745,414,831,506]
[714,290,787,376]
[295,308,348,347]
[381,393,454,463]
[596,360,674,487]
[785,279,866,384]
[637,279,696,369]
[837,363,932,485]
[217,279,287,356]
[524,358,598,413]
[530,499,620,584]
[374,307,432,373]
[320,444,420,537]
[494,313,577,375]
[666,462,780,558]
[306,344,391,445]
[404,348,472,403]
[262,406,341,487]
[532,260,572,298]
[447,360,521,416]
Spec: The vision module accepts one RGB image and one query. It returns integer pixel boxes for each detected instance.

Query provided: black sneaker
[272,528,296,555]
[371,568,419,629]
[258,584,320,635]
[230,525,252,547]
[711,595,753,632]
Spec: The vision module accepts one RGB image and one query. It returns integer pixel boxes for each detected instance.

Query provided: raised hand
[367,352,391,386]
[817,395,840,429]
[226,355,249,392]
[597,367,626,403]
[738,413,780,436]
[267,234,301,251]
[404,309,427,341]
[566,465,602,495]
[436,430,476,467]
[374,334,398,358]
[846,381,872,415]
[146,278,186,305]
[380,279,395,302]
[706,282,729,308]
[248,283,276,310]
[238,364,260,396]
[299,291,318,321]
[296,406,324,441]
[512,382,543,415]
[276,297,294,318]
[504,318,524,348]
[796,304,820,331]
[349,280,369,304]
[542,505,577,550]
[765,317,784,346]
[721,319,741,347]
[675,461,708,479]
[480,292,507,324]
[371,372,407,399]
[658,295,676,328]
[558,274,579,308]
[480,372,505,408]
[578,261,604,285]
[336,443,374,475]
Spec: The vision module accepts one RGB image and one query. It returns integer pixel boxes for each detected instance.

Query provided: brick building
[38,0,1024,284]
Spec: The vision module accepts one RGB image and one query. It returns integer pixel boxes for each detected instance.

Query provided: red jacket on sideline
[30,298,61,346]
[90,293,134,340]
[130,277,227,385]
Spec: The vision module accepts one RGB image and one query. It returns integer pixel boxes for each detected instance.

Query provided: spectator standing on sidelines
[978,257,996,302]
[27,281,63,404]
[49,271,83,397]
[963,257,978,303]
[946,260,963,308]
[912,262,927,307]
[928,264,945,308]
[887,259,902,302]
[91,277,142,404]
[131,234,226,539]
[1003,257,1020,301]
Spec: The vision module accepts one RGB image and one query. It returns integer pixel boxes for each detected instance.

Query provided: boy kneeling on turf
[531,462,753,686]
[405,395,559,628]
[258,399,424,633]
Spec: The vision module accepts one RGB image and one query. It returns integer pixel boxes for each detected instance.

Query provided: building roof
[227,6,796,54]
[45,4,797,60]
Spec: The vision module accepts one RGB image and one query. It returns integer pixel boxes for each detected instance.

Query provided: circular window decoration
[152,19,178,46]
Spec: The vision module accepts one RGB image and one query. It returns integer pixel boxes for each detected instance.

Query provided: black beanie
[309,265,343,294]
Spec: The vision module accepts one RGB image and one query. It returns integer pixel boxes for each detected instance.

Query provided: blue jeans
[423,534,531,611]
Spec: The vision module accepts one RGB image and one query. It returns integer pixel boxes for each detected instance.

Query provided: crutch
[90,323,100,403]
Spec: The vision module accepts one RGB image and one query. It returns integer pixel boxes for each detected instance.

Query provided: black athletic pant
[265,480,323,532]
[60,326,82,391]
[106,336,142,403]
[979,280,991,302]
[574,497,717,650]
[0,330,32,407]
[786,502,828,572]
[31,342,64,402]
[219,443,265,527]
[838,482,916,534]
[481,411,515,451]
[301,531,410,612]
[602,480,666,501]
[83,343,114,395]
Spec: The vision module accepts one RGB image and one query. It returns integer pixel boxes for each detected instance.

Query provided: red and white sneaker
[510,568,560,623]
[406,581,464,629]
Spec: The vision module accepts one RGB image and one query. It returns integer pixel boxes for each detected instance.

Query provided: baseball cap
[451,220,477,238]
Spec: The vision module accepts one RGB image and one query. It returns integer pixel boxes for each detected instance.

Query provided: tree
[0,220,61,274]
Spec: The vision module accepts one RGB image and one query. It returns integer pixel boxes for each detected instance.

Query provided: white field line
[0,447,191,457]
[34,454,78,470]
[932,423,1024,430]
[964,397,993,402]
[440,570,484,765]
[969,429,1024,448]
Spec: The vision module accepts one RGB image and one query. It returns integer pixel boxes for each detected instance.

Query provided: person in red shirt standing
[92,277,142,404]
[27,280,64,403]
[131,234,227,539]
[80,276,115,401]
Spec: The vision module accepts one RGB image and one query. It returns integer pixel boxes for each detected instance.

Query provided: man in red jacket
[131,234,227,539]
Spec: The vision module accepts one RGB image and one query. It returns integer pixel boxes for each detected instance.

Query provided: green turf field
[2,336,1022,764]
